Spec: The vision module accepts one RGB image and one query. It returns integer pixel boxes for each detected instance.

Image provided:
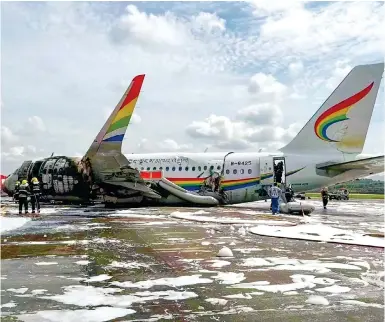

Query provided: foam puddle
[249,223,385,247]
[17,306,135,322]
[238,256,363,273]
[39,285,198,307]
[230,274,342,293]
[0,217,31,233]
[170,211,293,226]
[111,275,213,289]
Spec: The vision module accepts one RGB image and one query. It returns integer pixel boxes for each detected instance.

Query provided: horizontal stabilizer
[316,155,384,172]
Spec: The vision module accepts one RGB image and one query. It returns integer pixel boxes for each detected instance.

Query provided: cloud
[136,138,192,153]
[1,1,383,175]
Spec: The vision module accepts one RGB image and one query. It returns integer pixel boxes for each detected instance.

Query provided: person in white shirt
[268,182,282,215]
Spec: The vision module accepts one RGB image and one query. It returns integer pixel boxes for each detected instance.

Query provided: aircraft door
[259,157,274,186]
[273,157,286,186]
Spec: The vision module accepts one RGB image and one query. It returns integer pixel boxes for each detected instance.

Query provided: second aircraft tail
[280,62,384,156]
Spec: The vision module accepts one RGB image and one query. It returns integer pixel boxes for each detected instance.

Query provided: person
[18,179,30,215]
[268,182,282,215]
[13,180,20,202]
[30,177,41,215]
[321,187,329,209]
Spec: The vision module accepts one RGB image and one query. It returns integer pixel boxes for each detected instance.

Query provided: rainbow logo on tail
[314,82,374,142]
[102,74,145,143]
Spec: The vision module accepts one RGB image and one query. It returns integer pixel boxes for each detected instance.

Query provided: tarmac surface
[1,197,384,322]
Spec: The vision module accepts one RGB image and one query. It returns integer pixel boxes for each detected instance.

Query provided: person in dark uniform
[321,187,329,209]
[13,180,20,202]
[18,179,30,215]
[30,177,41,214]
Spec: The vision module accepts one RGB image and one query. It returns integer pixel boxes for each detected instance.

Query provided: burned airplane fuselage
[3,156,97,203]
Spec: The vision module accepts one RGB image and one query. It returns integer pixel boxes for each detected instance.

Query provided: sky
[1,1,384,180]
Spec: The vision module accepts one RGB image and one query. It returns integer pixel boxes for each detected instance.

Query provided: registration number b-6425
[231,161,252,166]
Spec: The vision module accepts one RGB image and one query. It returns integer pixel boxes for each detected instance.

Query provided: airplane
[2,74,163,205]
[2,62,384,209]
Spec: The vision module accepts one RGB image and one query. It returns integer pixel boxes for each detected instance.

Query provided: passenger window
[226,169,230,174]
[198,166,202,171]
[153,167,157,170]
[210,166,214,170]
[53,169,57,175]
[58,168,63,175]
[192,166,196,171]
[248,169,252,174]
[166,167,170,171]
[185,167,189,171]
[172,167,176,171]
[141,167,144,170]
[48,169,53,174]
[179,166,182,171]
[240,169,244,174]
[233,169,237,174]
[204,166,207,170]
[217,166,221,170]
[159,167,163,171]
[147,167,150,171]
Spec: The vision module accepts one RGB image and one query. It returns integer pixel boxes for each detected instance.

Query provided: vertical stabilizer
[280,63,384,156]
[84,74,145,159]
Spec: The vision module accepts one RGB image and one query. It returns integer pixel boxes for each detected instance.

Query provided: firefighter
[321,187,329,209]
[13,180,20,202]
[30,177,41,214]
[18,179,30,215]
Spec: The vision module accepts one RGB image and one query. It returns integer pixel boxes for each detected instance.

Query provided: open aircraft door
[259,157,274,186]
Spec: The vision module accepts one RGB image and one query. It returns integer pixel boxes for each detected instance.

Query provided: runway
[1,198,384,321]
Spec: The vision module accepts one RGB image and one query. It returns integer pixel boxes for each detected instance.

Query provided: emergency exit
[273,157,286,185]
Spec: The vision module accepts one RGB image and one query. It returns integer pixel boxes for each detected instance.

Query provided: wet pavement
[1,197,384,322]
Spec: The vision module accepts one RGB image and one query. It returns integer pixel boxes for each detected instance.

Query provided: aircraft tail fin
[280,62,384,156]
[84,74,145,159]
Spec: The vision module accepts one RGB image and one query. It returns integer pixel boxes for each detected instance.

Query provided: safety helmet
[21,179,28,184]
[16,181,20,185]
[32,177,38,182]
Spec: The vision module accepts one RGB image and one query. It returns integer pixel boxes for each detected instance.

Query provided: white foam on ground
[17,306,135,322]
[85,274,112,283]
[170,211,293,226]
[316,285,351,293]
[1,301,17,308]
[31,289,47,295]
[75,260,90,266]
[35,262,58,266]
[0,217,30,233]
[223,293,253,299]
[306,295,329,306]
[208,260,231,268]
[238,256,362,273]
[107,261,150,270]
[40,285,198,307]
[249,224,385,247]
[7,287,29,294]
[212,272,246,284]
[111,275,213,289]
[205,298,228,305]
[340,300,384,308]
[231,274,339,293]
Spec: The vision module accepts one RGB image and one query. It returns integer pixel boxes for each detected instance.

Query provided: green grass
[305,192,384,200]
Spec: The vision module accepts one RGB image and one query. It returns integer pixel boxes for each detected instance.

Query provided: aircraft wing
[316,155,384,172]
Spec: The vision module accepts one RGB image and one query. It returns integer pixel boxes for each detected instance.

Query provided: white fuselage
[124,151,376,205]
